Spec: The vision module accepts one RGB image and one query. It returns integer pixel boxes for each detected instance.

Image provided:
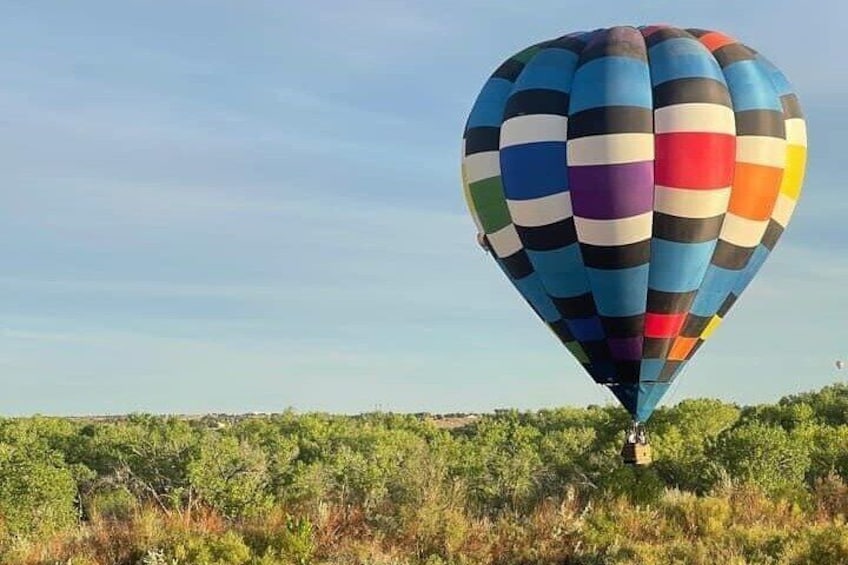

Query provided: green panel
[512,45,542,64]
[565,342,589,364]
[469,176,511,234]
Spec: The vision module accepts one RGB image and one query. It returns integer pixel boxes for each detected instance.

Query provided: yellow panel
[780,145,807,200]
[700,315,722,340]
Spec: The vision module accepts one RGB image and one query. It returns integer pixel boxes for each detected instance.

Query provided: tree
[188,433,273,520]
[710,422,810,496]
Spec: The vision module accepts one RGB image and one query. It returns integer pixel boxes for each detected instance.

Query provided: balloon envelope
[461,25,807,422]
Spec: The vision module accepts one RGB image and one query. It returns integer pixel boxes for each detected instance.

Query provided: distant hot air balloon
[837,360,844,370]
[460,25,807,464]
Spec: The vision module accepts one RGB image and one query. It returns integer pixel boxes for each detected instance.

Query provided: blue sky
[1,1,846,416]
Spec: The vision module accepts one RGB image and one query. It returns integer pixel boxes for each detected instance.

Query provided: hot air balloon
[460,25,807,465]
[837,360,844,371]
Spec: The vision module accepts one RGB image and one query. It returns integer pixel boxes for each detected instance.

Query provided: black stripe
[515,217,577,251]
[681,314,711,338]
[716,293,738,318]
[712,241,755,270]
[580,240,651,269]
[577,27,648,65]
[659,361,685,382]
[464,127,500,154]
[614,361,641,384]
[781,94,803,119]
[686,339,705,359]
[713,43,756,68]
[684,28,711,38]
[761,219,784,251]
[552,293,596,318]
[601,315,644,338]
[654,212,724,243]
[539,35,588,53]
[548,320,574,343]
[643,337,674,359]
[492,58,525,81]
[643,27,691,48]
[586,362,616,384]
[504,89,570,119]
[647,289,698,314]
[567,106,653,138]
[735,110,785,137]
[653,77,732,108]
[501,249,533,279]
[582,340,612,364]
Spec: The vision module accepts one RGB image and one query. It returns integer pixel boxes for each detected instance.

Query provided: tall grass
[5,479,848,565]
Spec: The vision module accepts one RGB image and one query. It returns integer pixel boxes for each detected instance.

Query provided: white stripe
[462,151,500,184]
[785,118,807,147]
[654,103,736,135]
[654,186,731,218]
[566,133,654,166]
[720,213,768,248]
[461,175,485,233]
[736,136,786,168]
[771,192,797,227]
[507,192,573,227]
[574,212,653,246]
[487,224,523,258]
[500,114,568,148]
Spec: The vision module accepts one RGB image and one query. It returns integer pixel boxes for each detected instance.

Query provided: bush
[0,439,78,544]
[188,434,273,520]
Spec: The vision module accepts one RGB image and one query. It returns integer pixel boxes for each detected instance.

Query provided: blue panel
[512,48,580,93]
[466,77,514,128]
[648,38,725,85]
[610,381,673,422]
[636,382,672,422]
[566,316,604,341]
[649,239,717,293]
[526,244,591,297]
[586,264,650,317]
[722,60,782,112]
[569,56,653,112]
[755,55,793,97]
[500,142,568,199]
[511,272,560,322]
[689,265,738,317]
[732,245,770,295]
[640,359,666,381]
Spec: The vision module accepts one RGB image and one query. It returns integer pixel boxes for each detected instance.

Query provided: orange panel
[728,162,783,220]
[669,337,698,361]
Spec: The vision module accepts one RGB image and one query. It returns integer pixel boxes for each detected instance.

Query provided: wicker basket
[621,442,652,465]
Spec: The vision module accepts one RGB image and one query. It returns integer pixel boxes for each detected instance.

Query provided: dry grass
[4,481,848,565]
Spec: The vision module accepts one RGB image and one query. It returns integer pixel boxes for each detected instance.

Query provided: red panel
[640,25,669,38]
[699,32,737,53]
[655,133,735,189]
[645,312,687,338]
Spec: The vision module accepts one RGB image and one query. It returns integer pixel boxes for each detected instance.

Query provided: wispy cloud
[1,1,845,417]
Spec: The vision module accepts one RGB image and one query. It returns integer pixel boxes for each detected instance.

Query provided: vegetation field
[2,384,848,564]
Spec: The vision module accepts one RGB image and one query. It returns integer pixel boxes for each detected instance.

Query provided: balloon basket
[621,441,652,466]
[621,422,652,465]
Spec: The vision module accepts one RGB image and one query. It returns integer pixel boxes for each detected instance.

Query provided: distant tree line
[1,384,848,564]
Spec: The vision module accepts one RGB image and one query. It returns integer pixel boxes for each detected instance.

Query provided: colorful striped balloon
[460,25,807,423]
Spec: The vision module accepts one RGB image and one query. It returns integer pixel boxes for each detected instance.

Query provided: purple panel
[608,336,644,361]
[569,161,654,219]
